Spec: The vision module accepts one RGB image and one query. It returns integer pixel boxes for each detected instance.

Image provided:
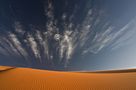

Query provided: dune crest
[0,66,14,72]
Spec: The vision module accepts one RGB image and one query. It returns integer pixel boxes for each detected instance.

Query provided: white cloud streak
[0,1,136,68]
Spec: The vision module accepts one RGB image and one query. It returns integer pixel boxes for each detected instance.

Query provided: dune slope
[0,66,136,90]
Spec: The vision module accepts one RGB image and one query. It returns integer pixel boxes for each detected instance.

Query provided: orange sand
[0,66,136,90]
[0,66,14,71]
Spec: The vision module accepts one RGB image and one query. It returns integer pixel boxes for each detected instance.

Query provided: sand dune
[0,66,14,72]
[0,66,136,90]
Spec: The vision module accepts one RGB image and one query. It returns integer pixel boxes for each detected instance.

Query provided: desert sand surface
[0,66,14,71]
[0,66,136,90]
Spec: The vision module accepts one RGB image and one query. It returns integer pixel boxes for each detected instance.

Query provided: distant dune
[0,66,14,72]
[0,66,136,90]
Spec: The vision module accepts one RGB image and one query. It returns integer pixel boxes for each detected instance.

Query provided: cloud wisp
[0,0,136,69]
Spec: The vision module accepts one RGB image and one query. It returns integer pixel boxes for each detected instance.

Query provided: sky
[0,0,136,71]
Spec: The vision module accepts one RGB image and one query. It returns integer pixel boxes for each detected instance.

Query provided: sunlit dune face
[0,66,136,90]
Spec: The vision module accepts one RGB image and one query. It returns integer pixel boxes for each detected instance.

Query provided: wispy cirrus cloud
[0,0,136,69]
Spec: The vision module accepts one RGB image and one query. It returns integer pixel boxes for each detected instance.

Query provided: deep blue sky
[0,0,136,71]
